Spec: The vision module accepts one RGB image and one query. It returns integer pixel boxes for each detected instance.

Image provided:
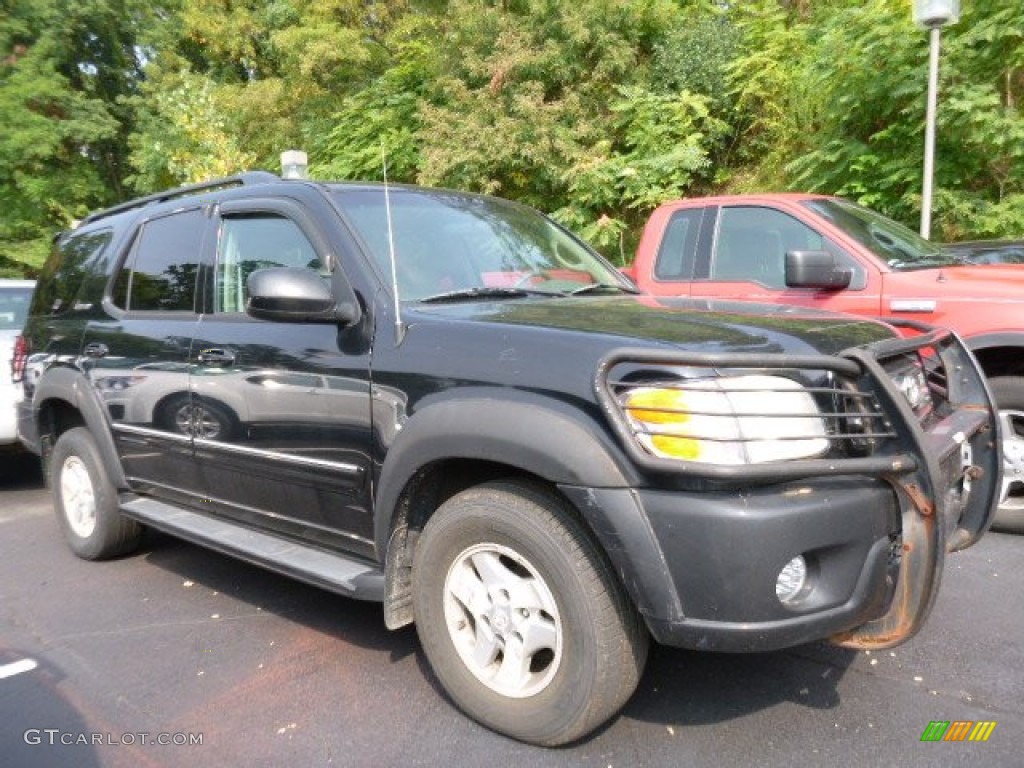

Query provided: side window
[34,229,113,316]
[712,207,825,288]
[215,215,322,313]
[654,209,703,281]
[112,209,205,311]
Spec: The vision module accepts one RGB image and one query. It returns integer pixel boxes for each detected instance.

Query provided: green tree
[0,0,147,275]
[410,0,728,261]
[728,0,1024,239]
[128,0,416,188]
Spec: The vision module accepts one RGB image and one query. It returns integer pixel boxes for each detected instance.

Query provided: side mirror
[246,267,361,325]
[785,250,853,290]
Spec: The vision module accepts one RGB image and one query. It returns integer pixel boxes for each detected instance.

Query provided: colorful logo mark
[921,721,996,742]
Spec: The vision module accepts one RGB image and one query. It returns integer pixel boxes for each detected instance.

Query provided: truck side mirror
[785,250,853,290]
[246,267,361,325]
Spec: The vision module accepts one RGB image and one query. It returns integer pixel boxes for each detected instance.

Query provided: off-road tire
[412,479,649,746]
[51,427,142,559]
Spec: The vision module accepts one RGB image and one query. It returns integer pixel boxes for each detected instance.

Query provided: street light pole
[913,0,961,240]
[920,26,941,240]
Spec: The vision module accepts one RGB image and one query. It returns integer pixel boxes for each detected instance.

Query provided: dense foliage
[2,0,1021,275]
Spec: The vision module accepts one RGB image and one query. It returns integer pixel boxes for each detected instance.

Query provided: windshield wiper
[564,282,640,296]
[419,286,540,303]
[419,282,639,303]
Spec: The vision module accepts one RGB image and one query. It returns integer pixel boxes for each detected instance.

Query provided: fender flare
[964,331,1024,353]
[33,367,129,489]
[373,392,638,553]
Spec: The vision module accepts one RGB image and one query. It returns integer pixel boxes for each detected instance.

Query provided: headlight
[620,375,829,465]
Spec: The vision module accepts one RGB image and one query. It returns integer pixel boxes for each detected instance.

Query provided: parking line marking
[0,658,38,679]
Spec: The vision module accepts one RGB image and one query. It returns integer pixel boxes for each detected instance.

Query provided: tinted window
[654,209,703,281]
[215,215,322,313]
[113,210,205,311]
[34,229,112,316]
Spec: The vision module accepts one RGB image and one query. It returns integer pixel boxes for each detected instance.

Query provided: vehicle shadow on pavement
[137,530,421,659]
[0,649,102,768]
[623,641,856,727]
[136,529,858,738]
[0,453,43,489]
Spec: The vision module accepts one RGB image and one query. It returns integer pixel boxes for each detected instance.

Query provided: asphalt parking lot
[1,452,1021,767]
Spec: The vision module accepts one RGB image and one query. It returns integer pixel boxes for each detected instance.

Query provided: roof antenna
[382,141,406,345]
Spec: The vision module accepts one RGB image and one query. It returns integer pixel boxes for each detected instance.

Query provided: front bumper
[580,324,1000,652]
[564,480,900,652]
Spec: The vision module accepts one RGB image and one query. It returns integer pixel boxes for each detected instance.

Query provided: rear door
[190,198,376,558]
[83,206,208,501]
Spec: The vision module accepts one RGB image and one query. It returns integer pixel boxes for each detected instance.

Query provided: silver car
[1,279,35,449]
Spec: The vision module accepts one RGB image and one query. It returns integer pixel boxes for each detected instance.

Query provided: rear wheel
[991,377,1024,533]
[52,427,142,559]
[412,479,648,746]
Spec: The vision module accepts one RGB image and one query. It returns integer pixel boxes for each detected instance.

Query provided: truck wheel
[991,377,1024,533]
[411,479,648,746]
[52,427,142,560]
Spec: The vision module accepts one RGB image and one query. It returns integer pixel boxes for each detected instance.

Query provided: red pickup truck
[627,193,1024,531]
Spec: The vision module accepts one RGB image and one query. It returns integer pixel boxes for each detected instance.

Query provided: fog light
[776,556,807,603]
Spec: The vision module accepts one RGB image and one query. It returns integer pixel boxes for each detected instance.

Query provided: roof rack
[78,171,281,227]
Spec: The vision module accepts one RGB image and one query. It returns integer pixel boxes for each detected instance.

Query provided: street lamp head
[913,0,961,29]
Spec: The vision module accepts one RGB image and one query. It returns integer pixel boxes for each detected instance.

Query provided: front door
[191,201,376,558]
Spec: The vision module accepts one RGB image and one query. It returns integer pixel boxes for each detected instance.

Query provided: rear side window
[33,229,113,316]
[112,209,206,312]
[654,209,704,281]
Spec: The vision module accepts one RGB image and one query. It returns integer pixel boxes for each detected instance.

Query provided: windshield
[802,199,959,270]
[332,187,629,300]
[0,285,34,331]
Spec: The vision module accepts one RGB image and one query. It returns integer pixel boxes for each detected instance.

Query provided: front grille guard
[595,323,1001,648]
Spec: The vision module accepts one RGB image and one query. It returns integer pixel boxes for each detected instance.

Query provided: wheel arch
[374,395,635,551]
[375,395,640,629]
[33,367,128,489]
[965,333,1024,378]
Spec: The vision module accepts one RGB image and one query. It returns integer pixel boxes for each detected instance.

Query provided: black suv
[15,173,1000,745]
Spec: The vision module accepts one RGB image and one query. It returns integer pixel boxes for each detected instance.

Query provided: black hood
[406,294,895,358]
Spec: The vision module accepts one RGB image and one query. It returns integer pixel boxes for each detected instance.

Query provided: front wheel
[991,377,1024,533]
[412,480,648,746]
[51,427,142,559]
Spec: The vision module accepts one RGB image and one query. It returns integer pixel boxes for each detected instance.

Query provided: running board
[120,497,385,602]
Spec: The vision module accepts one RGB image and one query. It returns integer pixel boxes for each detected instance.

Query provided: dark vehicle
[943,239,1024,265]
[15,173,1001,746]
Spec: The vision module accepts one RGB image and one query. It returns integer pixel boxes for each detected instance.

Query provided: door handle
[83,342,108,358]
[197,348,236,366]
